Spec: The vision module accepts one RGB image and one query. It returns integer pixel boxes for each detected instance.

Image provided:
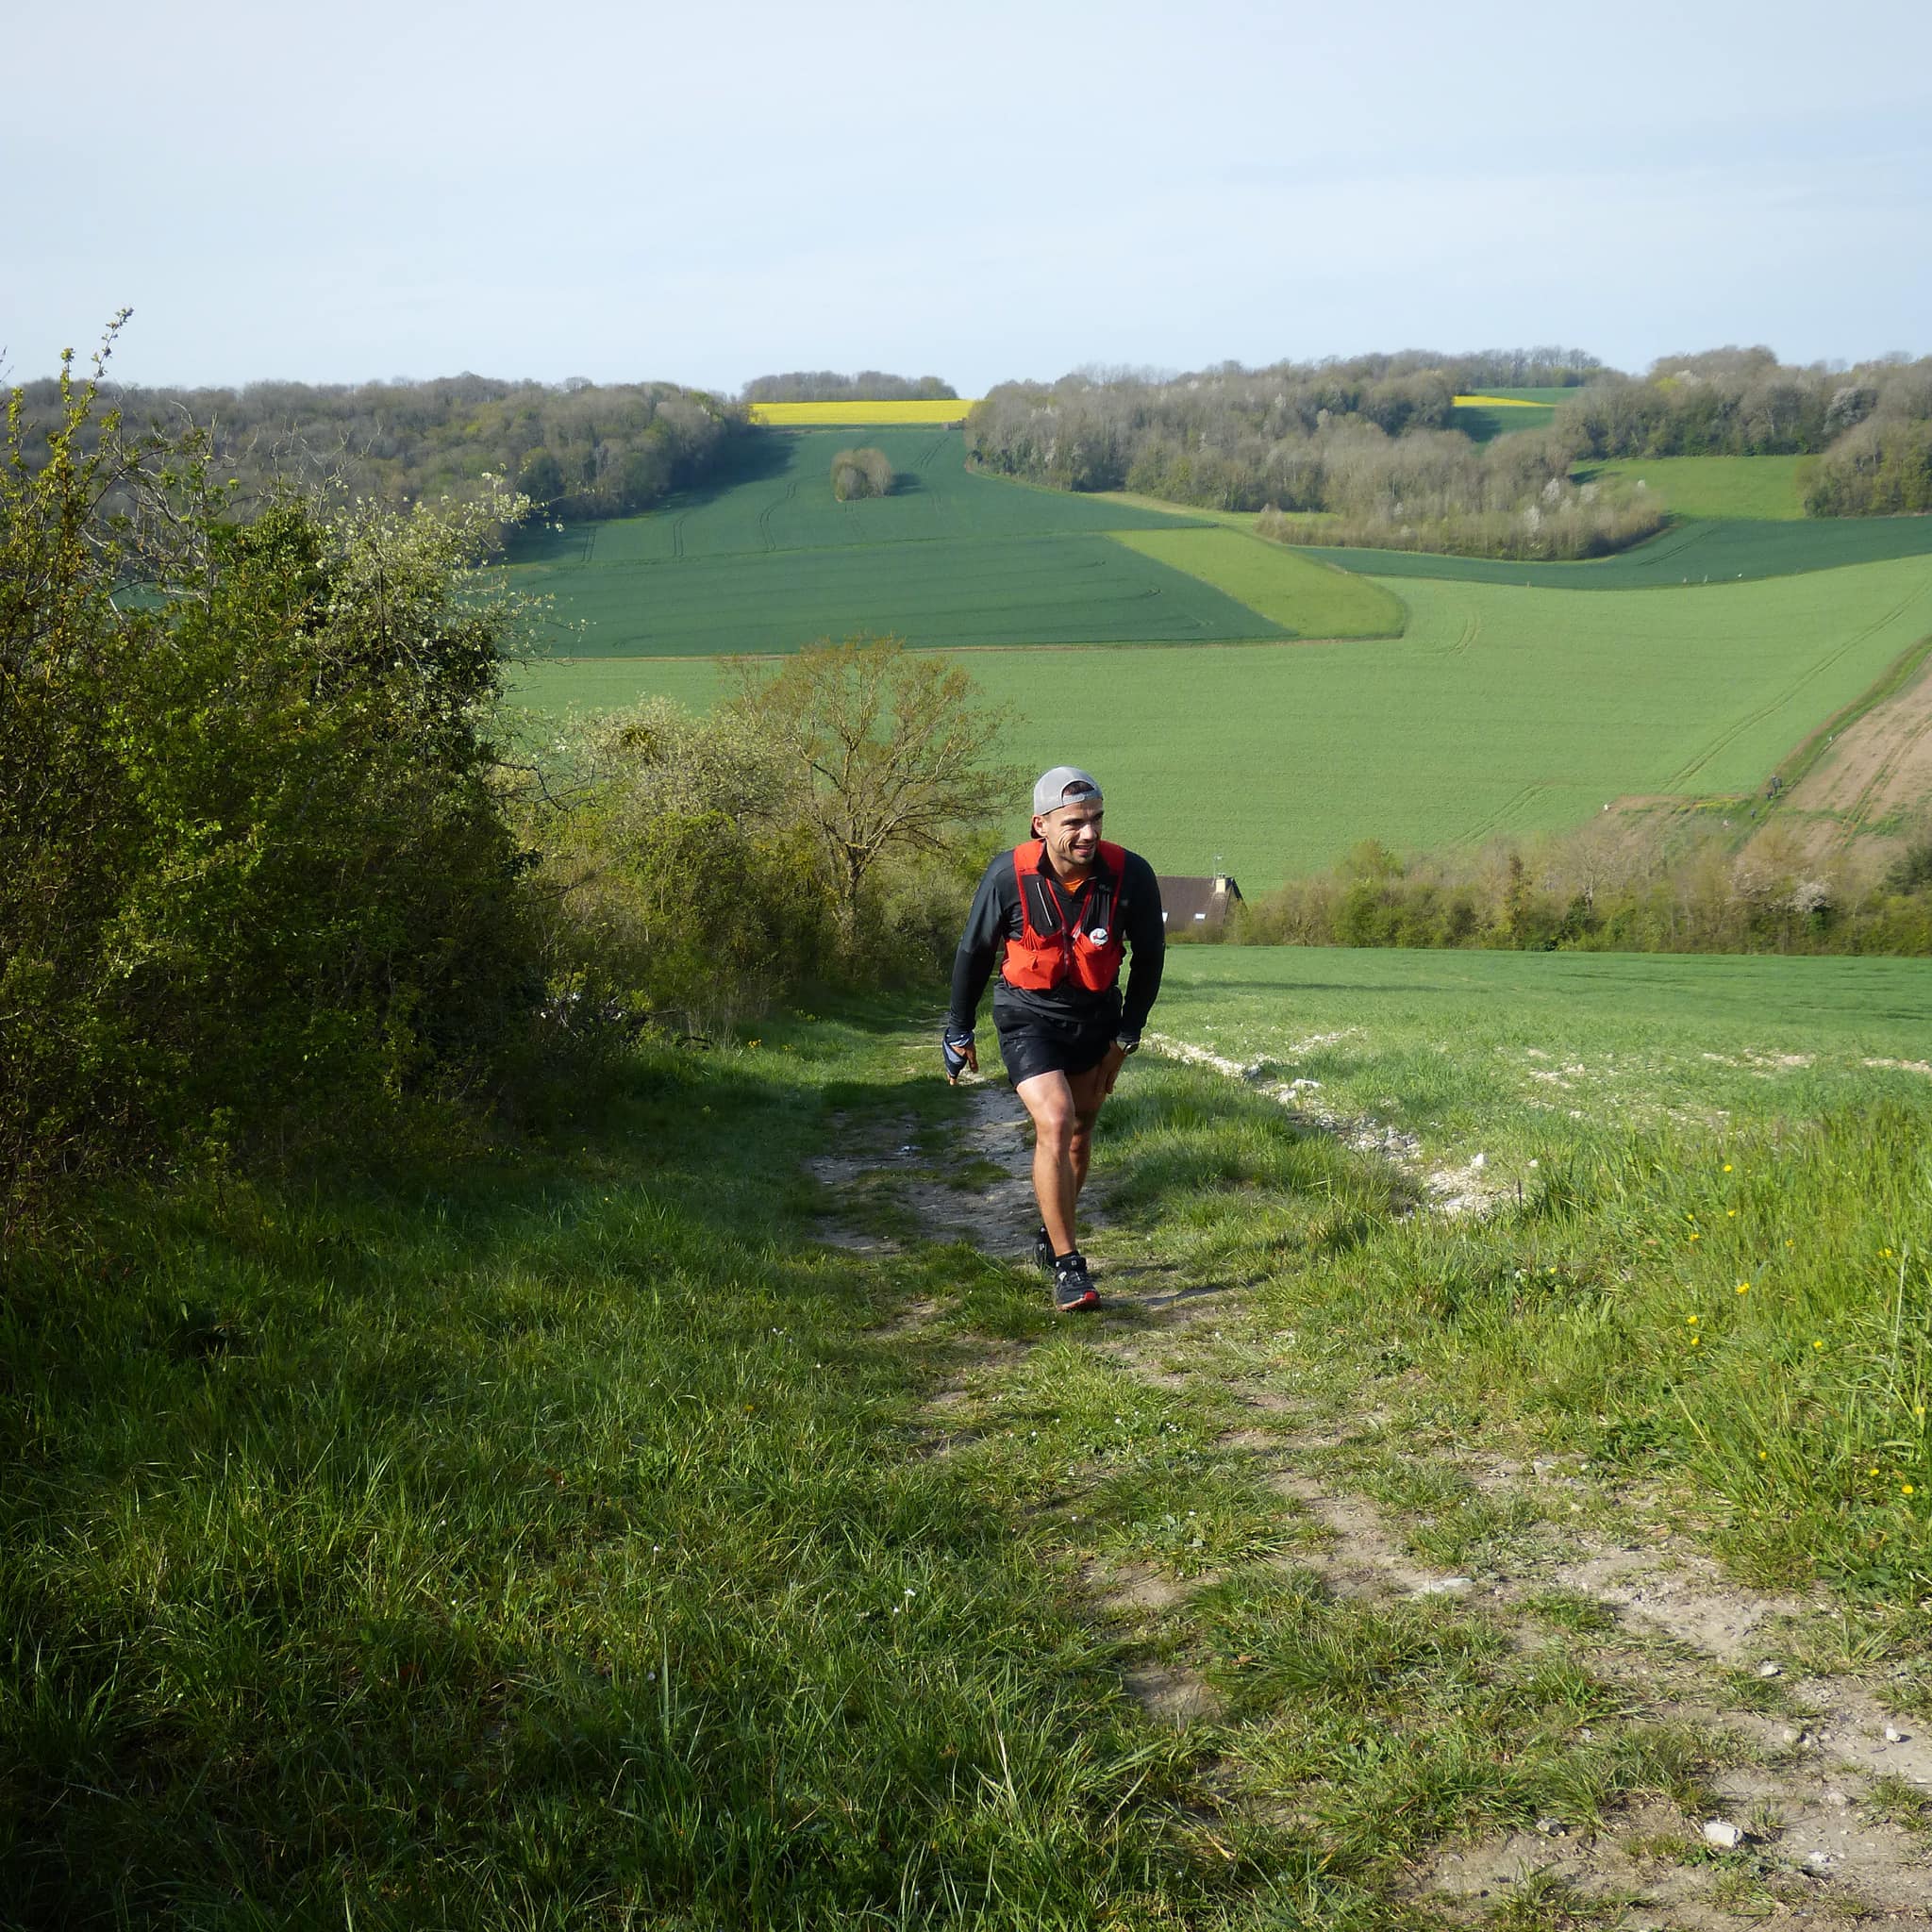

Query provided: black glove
[941,1030,976,1081]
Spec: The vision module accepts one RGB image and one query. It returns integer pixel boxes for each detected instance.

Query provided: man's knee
[1021,1085,1077,1152]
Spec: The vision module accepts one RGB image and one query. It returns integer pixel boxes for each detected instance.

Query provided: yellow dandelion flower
[1786,1239,1794,1248]
[1687,1314,1699,1324]
[1813,1340,1825,1350]
[1724,1163,1733,1173]
[1690,1334,1701,1346]
[1690,1233,1702,1242]
[1758,1450,1768,1460]
[1906,1484,1917,1496]
[1727,1208,1738,1218]
[1881,1248,1894,1258]
[1737,1282,1750,1294]
[1870,1467,1880,1476]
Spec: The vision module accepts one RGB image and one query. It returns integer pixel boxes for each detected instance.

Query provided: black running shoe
[1034,1224,1056,1274]
[1052,1252,1100,1313]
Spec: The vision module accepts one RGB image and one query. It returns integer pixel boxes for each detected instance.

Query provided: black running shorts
[995,1013,1116,1087]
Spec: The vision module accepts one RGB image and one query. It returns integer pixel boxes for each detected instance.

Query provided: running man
[942,767,1165,1312]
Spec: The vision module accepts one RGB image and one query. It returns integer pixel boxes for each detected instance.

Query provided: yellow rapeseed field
[1452,394,1547,408]
[747,399,975,425]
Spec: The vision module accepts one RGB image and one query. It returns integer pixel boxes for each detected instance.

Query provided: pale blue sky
[7,0,1929,392]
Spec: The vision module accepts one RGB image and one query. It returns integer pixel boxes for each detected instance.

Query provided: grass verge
[0,1006,1256,1928]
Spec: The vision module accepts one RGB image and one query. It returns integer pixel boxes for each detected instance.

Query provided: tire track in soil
[808,1053,1932,1924]
[1662,576,1932,793]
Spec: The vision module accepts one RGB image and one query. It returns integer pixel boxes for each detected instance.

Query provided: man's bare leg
[1015,1057,1117,1257]
[1014,1071,1080,1257]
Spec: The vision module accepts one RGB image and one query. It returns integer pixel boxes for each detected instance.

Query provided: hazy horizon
[7,0,1929,395]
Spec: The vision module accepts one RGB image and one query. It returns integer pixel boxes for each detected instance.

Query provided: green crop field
[515,552,1932,886]
[1155,944,1932,1168]
[1577,454,1810,521]
[515,529,1290,657]
[506,429,1396,658]
[505,428,1932,891]
[1301,510,1932,588]
[1108,525,1403,638]
[1451,397,1557,441]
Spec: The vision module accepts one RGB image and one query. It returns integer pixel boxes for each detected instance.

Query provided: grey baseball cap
[1032,765,1103,816]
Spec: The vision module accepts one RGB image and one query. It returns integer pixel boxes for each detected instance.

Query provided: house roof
[1158,874,1243,926]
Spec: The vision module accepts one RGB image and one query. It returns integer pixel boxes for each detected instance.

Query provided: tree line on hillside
[2,337,1010,1234]
[966,353,1652,559]
[1556,347,1932,516]
[8,366,747,531]
[965,345,1932,557]
[1235,821,1932,958]
[741,371,958,402]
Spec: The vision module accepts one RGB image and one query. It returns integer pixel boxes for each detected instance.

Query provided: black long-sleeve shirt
[947,846,1165,1040]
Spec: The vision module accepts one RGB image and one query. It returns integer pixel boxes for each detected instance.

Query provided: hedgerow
[2,329,541,1224]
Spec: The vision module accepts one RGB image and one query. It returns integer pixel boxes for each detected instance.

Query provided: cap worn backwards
[1032,765,1103,817]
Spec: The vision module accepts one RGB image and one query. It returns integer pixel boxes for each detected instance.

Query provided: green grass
[1109,526,1404,639]
[517,527,1291,656]
[1576,455,1810,521]
[1300,511,1932,587]
[18,966,1932,1921]
[1155,943,1932,1169]
[0,1008,1271,1928]
[1130,946,1932,1607]
[510,431,1202,567]
[510,553,1932,884]
[506,429,1342,655]
[9,986,1837,1928]
[1451,401,1556,442]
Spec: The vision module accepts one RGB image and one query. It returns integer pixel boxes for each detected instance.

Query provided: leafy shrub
[1804,417,1932,516]
[829,447,893,501]
[523,700,838,1035]
[2,334,541,1219]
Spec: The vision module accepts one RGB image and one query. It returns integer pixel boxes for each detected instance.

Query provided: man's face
[1033,801,1104,873]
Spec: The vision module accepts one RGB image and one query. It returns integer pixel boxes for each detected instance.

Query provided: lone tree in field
[725,635,1013,939]
[830,446,893,501]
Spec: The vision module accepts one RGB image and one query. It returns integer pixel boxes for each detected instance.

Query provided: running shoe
[1052,1252,1100,1313]
[1034,1224,1056,1274]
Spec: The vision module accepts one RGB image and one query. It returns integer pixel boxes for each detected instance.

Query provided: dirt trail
[811,1068,1932,1926]
[1766,646,1932,863]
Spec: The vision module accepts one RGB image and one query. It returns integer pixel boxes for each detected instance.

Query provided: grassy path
[9,1000,1932,1925]
[837,1024,1932,1927]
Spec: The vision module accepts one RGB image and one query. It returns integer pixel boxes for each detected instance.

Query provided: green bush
[1,340,541,1218]
[828,446,892,501]
[525,701,838,1035]
[520,682,996,1035]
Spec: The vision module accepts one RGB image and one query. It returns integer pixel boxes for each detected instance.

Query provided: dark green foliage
[1806,417,1932,516]
[8,368,744,528]
[1556,346,1932,467]
[526,701,841,1032]
[1,339,541,1217]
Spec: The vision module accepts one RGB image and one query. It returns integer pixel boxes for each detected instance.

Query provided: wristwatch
[1114,1032,1141,1056]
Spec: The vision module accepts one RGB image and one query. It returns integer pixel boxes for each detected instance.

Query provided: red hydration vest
[999,840,1128,994]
